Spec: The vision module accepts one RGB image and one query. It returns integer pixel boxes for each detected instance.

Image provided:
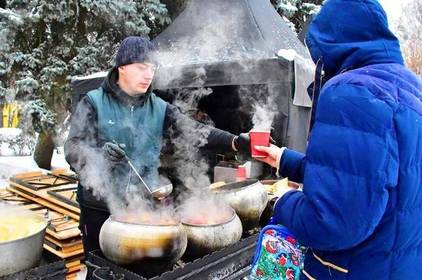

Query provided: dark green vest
[87,87,167,189]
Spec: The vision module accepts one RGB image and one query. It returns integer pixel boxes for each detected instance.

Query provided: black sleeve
[163,103,235,154]
[64,96,104,173]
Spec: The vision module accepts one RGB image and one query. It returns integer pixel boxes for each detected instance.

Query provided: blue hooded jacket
[274,0,422,279]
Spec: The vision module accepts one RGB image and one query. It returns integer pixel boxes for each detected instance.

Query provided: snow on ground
[0,147,70,188]
[0,128,35,156]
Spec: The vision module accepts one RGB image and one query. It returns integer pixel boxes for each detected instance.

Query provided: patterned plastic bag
[250,224,304,280]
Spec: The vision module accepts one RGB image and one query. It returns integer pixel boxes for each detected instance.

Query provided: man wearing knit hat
[65,36,250,255]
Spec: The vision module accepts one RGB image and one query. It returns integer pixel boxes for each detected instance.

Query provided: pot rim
[181,207,236,227]
[211,179,260,193]
[109,215,181,226]
[260,179,300,189]
[0,218,47,246]
[249,129,271,133]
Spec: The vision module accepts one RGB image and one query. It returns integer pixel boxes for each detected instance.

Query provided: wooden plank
[44,243,84,259]
[51,222,79,233]
[22,203,45,211]
[51,169,69,175]
[9,181,80,213]
[0,189,31,204]
[44,238,82,255]
[47,188,79,208]
[66,271,80,280]
[0,194,27,202]
[45,235,82,249]
[8,182,80,214]
[7,185,79,220]
[62,244,84,254]
[48,215,80,232]
[10,171,77,192]
[0,191,44,211]
[65,259,81,269]
[33,209,81,240]
[36,209,80,232]
[67,265,82,274]
[66,272,78,280]
[7,185,80,220]
[0,189,13,197]
[65,257,85,273]
[46,227,81,241]
[65,254,85,264]
[11,175,77,192]
[8,171,79,214]
[65,256,85,278]
[44,238,83,254]
[13,171,43,179]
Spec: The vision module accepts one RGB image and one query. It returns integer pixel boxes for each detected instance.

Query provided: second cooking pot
[212,179,268,230]
[181,206,242,259]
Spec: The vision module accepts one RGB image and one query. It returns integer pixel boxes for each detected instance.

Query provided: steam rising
[251,84,279,131]
[0,202,40,216]
[238,85,278,131]
[66,0,293,216]
[167,87,214,190]
[71,140,179,218]
[178,191,232,222]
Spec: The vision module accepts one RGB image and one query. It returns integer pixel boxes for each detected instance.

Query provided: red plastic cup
[249,130,270,158]
[236,166,247,182]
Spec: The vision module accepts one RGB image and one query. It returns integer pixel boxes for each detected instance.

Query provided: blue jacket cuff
[278,148,306,183]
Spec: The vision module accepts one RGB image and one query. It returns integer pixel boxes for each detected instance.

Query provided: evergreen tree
[0,0,170,168]
[271,0,324,33]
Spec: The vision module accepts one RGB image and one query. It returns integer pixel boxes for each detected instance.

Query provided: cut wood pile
[0,169,84,280]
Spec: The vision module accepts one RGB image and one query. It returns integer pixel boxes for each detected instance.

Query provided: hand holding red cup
[249,130,271,158]
[253,145,285,169]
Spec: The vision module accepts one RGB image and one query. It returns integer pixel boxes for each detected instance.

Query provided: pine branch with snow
[272,0,323,33]
[0,0,171,137]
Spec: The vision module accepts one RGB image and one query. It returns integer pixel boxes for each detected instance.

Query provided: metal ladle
[126,157,173,199]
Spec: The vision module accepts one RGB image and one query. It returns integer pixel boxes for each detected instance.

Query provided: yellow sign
[2,103,20,128]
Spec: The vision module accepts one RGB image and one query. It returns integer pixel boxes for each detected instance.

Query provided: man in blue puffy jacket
[255,0,422,279]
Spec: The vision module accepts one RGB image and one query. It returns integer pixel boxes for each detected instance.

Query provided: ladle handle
[126,158,153,194]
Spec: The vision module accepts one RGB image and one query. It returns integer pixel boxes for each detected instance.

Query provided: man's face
[118,62,157,95]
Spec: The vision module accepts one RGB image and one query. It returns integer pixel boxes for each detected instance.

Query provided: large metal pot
[0,216,47,277]
[212,179,268,230]
[99,215,187,270]
[181,207,242,259]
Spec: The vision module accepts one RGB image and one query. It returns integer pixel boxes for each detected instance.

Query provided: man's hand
[103,142,126,162]
[254,144,286,168]
[232,133,251,156]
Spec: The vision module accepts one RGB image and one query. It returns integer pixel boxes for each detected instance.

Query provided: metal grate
[0,252,67,280]
[87,233,259,280]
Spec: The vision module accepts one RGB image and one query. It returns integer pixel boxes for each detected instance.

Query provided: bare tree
[397,0,422,75]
